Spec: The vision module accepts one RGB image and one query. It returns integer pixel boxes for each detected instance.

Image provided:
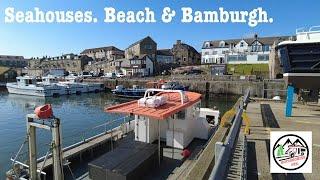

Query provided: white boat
[6,76,66,97]
[59,76,104,94]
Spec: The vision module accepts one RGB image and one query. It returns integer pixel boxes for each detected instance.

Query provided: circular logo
[272,134,309,170]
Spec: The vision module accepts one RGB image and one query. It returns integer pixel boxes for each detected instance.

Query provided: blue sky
[0,0,319,58]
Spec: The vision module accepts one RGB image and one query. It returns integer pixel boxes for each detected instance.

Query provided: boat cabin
[16,76,37,86]
[41,75,59,84]
[276,26,320,89]
[106,89,216,149]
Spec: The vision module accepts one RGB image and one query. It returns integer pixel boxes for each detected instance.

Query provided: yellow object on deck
[220,108,236,127]
[242,111,251,135]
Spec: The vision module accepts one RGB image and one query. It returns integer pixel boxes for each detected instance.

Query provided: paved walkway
[246,101,320,180]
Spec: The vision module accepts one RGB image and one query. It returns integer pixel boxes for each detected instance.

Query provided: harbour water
[0,88,238,177]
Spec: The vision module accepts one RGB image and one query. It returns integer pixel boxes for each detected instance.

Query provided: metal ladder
[226,132,247,180]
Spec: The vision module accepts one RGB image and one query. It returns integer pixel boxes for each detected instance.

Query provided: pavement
[245,100,320,180]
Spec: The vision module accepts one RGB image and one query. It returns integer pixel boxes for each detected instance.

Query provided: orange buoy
[34,104,53,119]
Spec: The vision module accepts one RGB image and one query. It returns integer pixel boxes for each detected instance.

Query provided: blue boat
[112,85,147,98]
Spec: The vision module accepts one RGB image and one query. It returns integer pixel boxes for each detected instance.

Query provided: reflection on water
[0,89,238,177]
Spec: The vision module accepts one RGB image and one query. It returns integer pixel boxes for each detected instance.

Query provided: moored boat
[112,81,189,98]
[6,76,66,97]
[276,25,320,89]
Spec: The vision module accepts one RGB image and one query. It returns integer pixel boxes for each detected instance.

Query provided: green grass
[227,64,269,76]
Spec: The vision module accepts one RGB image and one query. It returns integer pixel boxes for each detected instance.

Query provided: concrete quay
[246,100,320,180]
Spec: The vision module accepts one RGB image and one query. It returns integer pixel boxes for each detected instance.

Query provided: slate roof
[202,35,291,49]
[157,49,173,56]
[126,36,156,49]
[81,46,123,54]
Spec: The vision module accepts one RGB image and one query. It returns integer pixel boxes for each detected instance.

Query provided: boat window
[176,110,186,119]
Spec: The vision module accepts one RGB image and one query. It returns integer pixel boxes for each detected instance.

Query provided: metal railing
[209,89,250,180]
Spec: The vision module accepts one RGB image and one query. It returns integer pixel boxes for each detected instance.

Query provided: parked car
[116,73,125,78]
[79,71,92,78]
[102,72,116,79]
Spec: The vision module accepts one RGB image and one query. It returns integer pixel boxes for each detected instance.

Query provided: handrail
[143,88,186,104]
[209,89,250,180]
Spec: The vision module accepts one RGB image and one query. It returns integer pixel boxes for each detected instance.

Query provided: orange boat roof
[105,91,202,120]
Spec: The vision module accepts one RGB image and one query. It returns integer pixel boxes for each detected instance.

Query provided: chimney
[177,40,181,45]
[254,34,258,40]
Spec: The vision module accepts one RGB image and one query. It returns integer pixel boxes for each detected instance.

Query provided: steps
[226,132,247,180]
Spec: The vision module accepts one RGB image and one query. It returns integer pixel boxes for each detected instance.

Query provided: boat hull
[6,83,63,97]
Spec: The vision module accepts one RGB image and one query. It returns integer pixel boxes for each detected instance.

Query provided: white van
[102,72,116,79]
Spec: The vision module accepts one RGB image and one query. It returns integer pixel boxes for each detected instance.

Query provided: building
[28,54,92,73]
[125,36,157,61]
[0,55,27,68]
[156,49,174,64]
[156,49,177,73]
[201,35,290,65]
[0,67,17,82]
[171,40,201,66]
[126,55,154,77]
[80,46,124,61]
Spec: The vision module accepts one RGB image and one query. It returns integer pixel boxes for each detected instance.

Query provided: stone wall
[85,78,286,98]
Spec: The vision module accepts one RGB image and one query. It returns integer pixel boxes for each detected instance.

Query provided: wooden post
[27,117,37,180]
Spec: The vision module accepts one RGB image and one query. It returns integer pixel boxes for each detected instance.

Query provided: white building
[120,55,154,77]
[201,35,290,64]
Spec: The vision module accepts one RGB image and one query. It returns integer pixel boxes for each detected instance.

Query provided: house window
[183,57,186,61]
[227,55,247,62]
[240,42,244,47]
[258,54,269,61]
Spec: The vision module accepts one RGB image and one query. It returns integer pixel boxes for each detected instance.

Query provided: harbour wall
[86,77,287,98]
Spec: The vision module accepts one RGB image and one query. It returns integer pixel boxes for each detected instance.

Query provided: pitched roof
[175,42,200,54]
[157,49,173,56]
[126,36,156,49]
[202,35,291,49]
[81,46,123,54]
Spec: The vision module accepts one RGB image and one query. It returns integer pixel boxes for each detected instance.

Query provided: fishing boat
[6,75,104,97]
[161,81,189,91]
[86,89,219,179]
[112,81,189,98]
[112,85,147,98]
[276,25,320,89]
[6,76,66,97]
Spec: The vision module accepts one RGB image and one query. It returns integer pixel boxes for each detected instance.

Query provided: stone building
[28,54,92,73]
[0,67,17,82]
[125,36,157,60]
[269,43,283,79]
[171,40,201,66]
[0,55,28,68]
[80,46,124,61]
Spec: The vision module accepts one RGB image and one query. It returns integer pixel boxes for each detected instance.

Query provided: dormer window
[205,42,210,48]
[219,41,225,47]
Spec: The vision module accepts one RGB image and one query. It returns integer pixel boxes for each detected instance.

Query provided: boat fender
[181,149,191,158]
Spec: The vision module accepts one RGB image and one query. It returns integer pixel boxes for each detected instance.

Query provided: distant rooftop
[203,35,292,49]
[81,46,123,54]
[126,36,156,50]
[157,49,173,56]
